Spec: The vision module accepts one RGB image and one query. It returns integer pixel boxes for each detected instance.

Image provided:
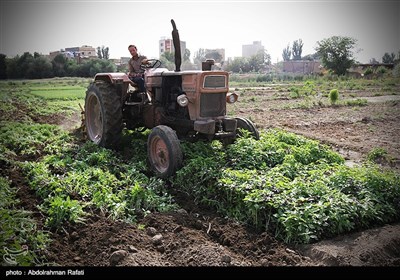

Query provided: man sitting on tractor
[127,44,148,93]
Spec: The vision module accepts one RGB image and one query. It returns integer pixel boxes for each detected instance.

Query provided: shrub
[367,147,393,165]
[376,66,387,75]
[393,63,400,78]
[329,89,339,105]
[364,67,374,76]
[345,98,367,106]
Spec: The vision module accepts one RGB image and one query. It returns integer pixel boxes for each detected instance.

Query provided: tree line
[1,35,399,79]
[0,52,116,80]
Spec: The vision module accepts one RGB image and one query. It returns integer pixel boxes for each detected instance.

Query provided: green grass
[29,86,86,100]
[344,98,368,106]
[0,81,86,120]
[40,99,85,116]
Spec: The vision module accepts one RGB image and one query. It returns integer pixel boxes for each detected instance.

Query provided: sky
[0,0,399,63]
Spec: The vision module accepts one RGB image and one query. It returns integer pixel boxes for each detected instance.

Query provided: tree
[292,39,303,60]
[225,57,248,73]
[26,56,53,79]
[160,48,193,70]
[0,54,7,79]
[97,46,110,59]
[248,50,271,72]
[183,49,191,62]
[302,53,319,61]
[76,58,116,77]
[5,56,19,79]
[205,51,223,63]
[316,36,357,76]
[159,52,175,70]
[395,50,400,65]
[17,52,34,78]
[65,59,79,77]
[225,49,271,73]
[161,51,175,63]
[382,52,395,64]
[282,44,291,61]
[369,58,379,64]
[102,46,109,60]
[193,48,207,69]
[247,55,259,72]
[181,60,195,70]
[52,53,68,77]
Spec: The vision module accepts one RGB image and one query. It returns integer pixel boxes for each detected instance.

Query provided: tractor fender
[94,73,133,85]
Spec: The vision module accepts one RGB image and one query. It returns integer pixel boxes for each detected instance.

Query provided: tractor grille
[203,75,226,88]
[200,93,226,117]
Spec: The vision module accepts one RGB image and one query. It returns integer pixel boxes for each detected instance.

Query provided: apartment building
[242,41,264,58]
[159,37,186,57]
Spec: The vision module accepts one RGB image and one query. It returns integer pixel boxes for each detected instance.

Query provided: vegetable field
[1,76,399,267]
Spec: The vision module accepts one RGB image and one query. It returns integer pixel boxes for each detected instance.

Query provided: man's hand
[129,73,143,78]
[141,59,149,65]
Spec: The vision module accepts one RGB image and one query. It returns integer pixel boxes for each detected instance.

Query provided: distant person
[128,44,148,93]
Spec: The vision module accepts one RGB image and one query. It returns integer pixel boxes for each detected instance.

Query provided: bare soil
[233,87,400,171]
[7,84,400,268]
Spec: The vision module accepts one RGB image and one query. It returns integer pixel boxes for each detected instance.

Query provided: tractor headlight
[226,92,238,104]
[177,94,189,107]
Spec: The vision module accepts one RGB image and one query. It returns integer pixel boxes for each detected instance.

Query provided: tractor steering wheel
[141,59,161,70]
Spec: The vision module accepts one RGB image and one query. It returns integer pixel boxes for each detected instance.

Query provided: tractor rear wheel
[147,125,183,178]
[85,81,122,149]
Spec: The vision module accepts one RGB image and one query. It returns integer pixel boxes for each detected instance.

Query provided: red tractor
[84,20,259,178]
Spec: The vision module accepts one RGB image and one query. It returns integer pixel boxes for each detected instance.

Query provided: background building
[242,41,264,58]
[282,60,321,74]
[65,45,97,59]
[48,45,97,64]
[48,50,74,60]
[159,37,186,58]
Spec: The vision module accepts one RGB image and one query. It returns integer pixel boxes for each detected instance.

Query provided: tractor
[84,19,259,178]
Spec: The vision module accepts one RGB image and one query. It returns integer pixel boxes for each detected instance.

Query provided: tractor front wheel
[147,125,183,178]
[223,117,260,145]
[235,117,260,140]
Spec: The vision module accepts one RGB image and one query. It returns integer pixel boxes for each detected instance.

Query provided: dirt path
[299,223,400,266]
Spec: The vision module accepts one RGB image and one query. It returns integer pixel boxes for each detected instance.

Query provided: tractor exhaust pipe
[171,19,181,72]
